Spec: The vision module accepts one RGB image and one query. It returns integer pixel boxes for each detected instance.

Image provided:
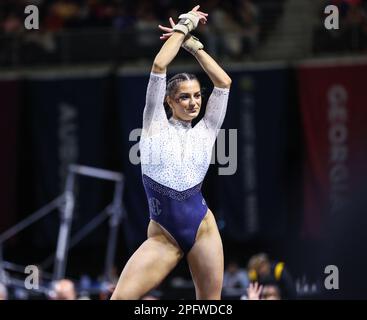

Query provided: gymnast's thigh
[111,221,183,300]
[187,210,224,300]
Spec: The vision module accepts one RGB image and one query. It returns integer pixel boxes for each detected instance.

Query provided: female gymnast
[111,5,231,300]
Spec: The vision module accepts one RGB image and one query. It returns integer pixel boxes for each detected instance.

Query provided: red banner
[298,60,367,238]
[0,78,20,233]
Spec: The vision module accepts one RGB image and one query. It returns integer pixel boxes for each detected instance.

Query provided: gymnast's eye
[177,94,189,102]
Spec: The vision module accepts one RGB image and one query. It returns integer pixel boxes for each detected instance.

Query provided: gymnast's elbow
[216,77,232,89]
[152,60,167,74]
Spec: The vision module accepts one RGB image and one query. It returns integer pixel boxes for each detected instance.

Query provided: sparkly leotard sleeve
[142,72,168,135]
[140,72,230,253]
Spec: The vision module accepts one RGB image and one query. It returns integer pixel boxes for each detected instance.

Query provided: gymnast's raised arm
[143,5,208,133]
[158,12,231,133]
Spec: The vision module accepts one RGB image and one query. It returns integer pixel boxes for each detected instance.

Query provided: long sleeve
[202,87,230,134]
[142,72,168,134]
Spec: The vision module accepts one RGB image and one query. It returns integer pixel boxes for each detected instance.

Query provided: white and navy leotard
[140,72,229,253]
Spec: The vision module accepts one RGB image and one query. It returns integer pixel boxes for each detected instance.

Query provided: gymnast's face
[167,80,202,122]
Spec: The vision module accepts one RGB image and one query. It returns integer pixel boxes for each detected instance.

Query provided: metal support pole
[0,195,64,244]
[41,208,109,270]
[0,163,125,285]
[53,169,75,280]
[0,195,64,284]
[0,244,5,283]
[103,179,124,282]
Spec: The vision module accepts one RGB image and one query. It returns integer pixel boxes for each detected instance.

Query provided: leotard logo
[149,197,162,216]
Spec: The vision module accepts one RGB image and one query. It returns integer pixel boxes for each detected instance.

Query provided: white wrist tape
[173,11,200,35]
[182,35,204,55]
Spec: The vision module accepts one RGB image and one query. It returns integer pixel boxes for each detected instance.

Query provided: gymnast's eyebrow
[178,91,201,96]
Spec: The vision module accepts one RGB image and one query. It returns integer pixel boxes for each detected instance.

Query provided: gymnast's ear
[164,96,174,118]
[165,96,174,108]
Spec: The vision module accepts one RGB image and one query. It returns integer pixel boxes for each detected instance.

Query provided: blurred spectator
[2,12,23,34]
[134,1,160,54]
[261,284,282,300]
[244,282,282,300]
[0,0,289,66]
[223,261,249,291]
[49,279,77,300]
[243,281,262,300]
[141,290,162,300]
[235,0,260,55]
[201,0,243,59]
[0,282,8,300]
[52,0,79,21]
[44,0,79,31]
[142,295,159,300]
[97,267,120,300]
[314,0,367,53]
[78,274,92,298]
[203,0,260,59]
[99,281,115,300]
[247,253,296,299]
[344,2,367,50]
[112,4,136,31]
